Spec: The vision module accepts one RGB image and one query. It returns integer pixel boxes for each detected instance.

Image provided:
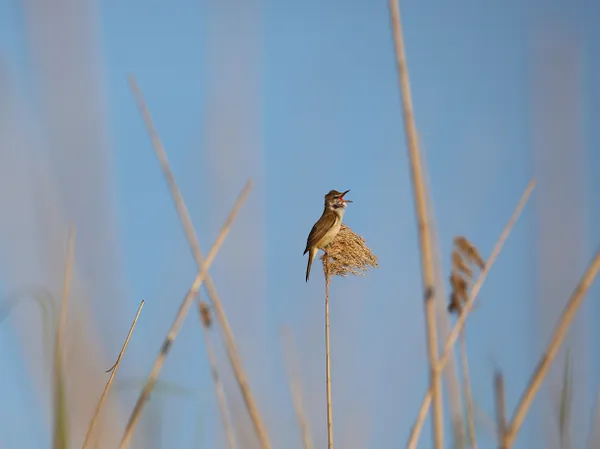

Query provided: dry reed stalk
[197,301,237,449]
[421,152,467,444]
[504,247,600,446]
[459,332,477,449]
[407,179,535,449]
[407,396,431,449]
[281,327,314,449]
[320,224,378,449]
[53,226,75,449]
[493,370,508,449]
[82,300,144,449]
[127,75,271,449]
[387,0,443,446]
[118,183,251,449]
[324,270,334,449]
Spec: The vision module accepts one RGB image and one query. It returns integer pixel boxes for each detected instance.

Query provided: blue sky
[0,0,598,448]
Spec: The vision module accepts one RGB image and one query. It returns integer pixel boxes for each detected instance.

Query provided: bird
[303,189,352,282]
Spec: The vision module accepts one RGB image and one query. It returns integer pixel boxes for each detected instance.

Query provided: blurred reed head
[320,223,379,279]
[448,236,485,315]
[199,301,212,329]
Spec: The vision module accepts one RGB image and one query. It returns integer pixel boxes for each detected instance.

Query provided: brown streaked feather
[303,211,338,255]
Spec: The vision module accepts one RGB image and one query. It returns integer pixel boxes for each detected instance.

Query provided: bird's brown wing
[303,211,337,255]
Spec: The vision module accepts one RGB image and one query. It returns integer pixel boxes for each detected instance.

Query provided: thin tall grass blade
[82,300,144,449]
[53,226,75,449]
[557,349,573,449]
[494,371,508,449]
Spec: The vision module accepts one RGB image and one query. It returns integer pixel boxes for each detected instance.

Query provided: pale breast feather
[320,219,341,248]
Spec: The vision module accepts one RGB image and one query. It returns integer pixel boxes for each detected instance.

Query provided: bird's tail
[305,248,315,282]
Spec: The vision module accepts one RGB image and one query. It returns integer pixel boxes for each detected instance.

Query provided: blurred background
[0,0,598,448]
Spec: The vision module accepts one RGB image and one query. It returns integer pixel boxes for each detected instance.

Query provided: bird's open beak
[340,189,352,203]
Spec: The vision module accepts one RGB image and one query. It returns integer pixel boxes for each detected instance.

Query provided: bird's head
[324,189,352,210]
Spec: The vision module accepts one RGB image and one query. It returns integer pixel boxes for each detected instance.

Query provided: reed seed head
[448,236,485,315]
[320,223,378,279]
[199,301,212,329]
[454,236,485,269]
[452,251,473,278]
